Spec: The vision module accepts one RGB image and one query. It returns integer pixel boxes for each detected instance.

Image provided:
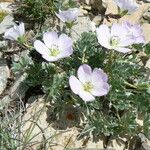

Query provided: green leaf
[145,42,150,55]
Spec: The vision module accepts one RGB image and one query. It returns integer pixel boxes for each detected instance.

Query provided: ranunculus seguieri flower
[56,8,80,27]
[122,21,145,44]
[114,0,139,14]
[4,22,25,42]
[96,24,134,53]
[69,64,110,102]
[34,31,73,62]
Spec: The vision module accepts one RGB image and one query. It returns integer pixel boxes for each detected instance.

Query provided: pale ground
[0,0,14,2]
[22,97,126,150]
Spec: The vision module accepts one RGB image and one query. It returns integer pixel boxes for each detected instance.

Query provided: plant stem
[81,47,87,63]
[124,81,137,89]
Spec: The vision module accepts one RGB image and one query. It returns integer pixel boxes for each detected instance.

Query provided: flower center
[110,36,120,47]
[49,45,60,57]
[83,82,93,92]
[50,48,60,56]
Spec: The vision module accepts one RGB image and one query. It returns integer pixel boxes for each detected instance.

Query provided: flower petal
[77,64,92,83]
[122,21,145,44]
[68,8,80,21]
[114,0,139,14]
[91,82,110,96]
[69,75,82,95]
[111,23,127,38]
[58,34,73,51]
[92,68,108,84]
[78,91,95,102]
[114,47,132,53]
[4,27,19,40]
[126,0,139,13]
[119,37,135,47]
[42,54,59,62]
[34,40,49,55]
[96,24,111,49]
[43,32,58,48]
[56,11,66,22]
[56,8,79,22]
[18,22,25,36]
[135,36,145,44]
[59,47,73,58]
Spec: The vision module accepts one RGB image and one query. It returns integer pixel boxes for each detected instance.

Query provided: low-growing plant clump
[0,0,150,149]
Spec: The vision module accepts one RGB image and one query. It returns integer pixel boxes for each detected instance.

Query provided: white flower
[34,31,73,62]
[96,24,134,53]
[122,21,145,44]
[4,22,25,41]
[56,8,80,23]
[114,0,139,14]
[69,64,110,102]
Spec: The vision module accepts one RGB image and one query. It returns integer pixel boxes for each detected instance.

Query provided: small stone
[0,95,12,110]
[11,49,29,63]
[0,15,14,34]
[10,73,28,100]
[145,59,150,68]
[90,0,107,15]
[85,0,90,5]
[12,54,20,62]
[0,2,13,13]
[143,7,150,22]
[139,133,147,143]
[0,52,2,58]
[92,15,103,26]
[0,59,10,95]
[71,16,93,41]
[138,133,150,150]
[143,0,150,3]
[0,41,8,49]
[81,9,89,15]
[83,5,92,11]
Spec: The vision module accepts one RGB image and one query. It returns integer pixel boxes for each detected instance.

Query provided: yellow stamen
[49,48,60,57]
[83,82,93,92]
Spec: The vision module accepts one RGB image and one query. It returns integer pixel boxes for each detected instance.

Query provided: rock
[21,97,126,150]
[12,54,20,62]
[0,59,10,95]
[81,0,107,15]
[0,95,12,110]
[92,15,103,26]
[0,2,13,13]
[12,50,29,62]
[0,52,2,58]
[143,7,150,22]
[0,40,8,50]
[128,134,150,150]
[143,0,150,3]
[71,16,94,41]
[0,15,14,34]
[141,23,150,43]
[82,5,91,11]
[138,133,150,150]
[0,2,14,31]
[9,73,28,100]
[81,8,89,15]
[89,0,107,15]
[145,59,150,68]
[85,0,90,5]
